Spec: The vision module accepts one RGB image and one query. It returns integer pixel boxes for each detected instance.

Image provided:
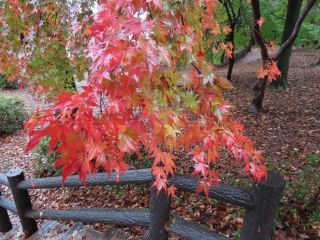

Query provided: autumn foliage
[3,0,267,196]
[0,0,90,95]
[257,60,281,82]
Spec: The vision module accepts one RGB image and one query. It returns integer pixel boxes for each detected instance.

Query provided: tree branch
[235,0,243,23]
[275,0,318,60]
[226,0,237,21]
[191,62,202,75]
[251,0,269,64]
[222,1,233,24]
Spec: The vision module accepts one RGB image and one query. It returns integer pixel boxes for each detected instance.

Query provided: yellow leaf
[214,75,234,89]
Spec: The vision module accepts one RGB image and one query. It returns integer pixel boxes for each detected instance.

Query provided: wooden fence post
[0,190,12,233]
[240,171,286,240]
[149,187,171,240]
[7,168,38,237]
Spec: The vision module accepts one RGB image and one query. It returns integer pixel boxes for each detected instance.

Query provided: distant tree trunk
[220,52,226,64]
[250,34,255,47]
[227,58,235,80]
[227,29,235,81]
[219,0,243,81]
[272,0,303,88]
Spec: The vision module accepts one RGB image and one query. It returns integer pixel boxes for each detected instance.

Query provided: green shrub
[33,137,62,178]
[0,74,18,89]
[292,153,320,202]
[125,146,152,169]
[33,141,150,178]
[0,95,27,135]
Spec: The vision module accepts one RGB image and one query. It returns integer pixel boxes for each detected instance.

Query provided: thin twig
[191,63,202,75]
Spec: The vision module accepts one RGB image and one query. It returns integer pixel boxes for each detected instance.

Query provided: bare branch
[222,1,233,24]
[191,62,202,75]
[226,0,237,21]
[235,0,243,23]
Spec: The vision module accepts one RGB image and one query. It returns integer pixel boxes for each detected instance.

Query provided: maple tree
[0,0,95,97]
[2,0,267,196]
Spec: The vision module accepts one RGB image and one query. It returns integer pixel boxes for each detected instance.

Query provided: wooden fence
[0,168,285,240]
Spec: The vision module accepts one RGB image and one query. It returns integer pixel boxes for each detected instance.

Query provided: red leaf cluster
[257,60,281,82]
[25,0,266,196]
[221,42,234,59]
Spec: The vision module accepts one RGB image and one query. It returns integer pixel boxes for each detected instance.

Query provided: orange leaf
[215,75,234,89]
[221,43,227,51]
[226,49,233,59]
[267,61,281,82]
[223,26,232,35]
[228,42,234,50]
[167,185,176,198]
[257,68,268,79]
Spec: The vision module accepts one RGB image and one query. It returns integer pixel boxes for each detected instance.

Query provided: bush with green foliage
[260,0,320,47]
[0,95,27,135]
[289,153,320,225]
[33,137,62,178]
[292,153,319,202]
[0,74,18,89]
[125,146,153,169]
[33,141,150,178]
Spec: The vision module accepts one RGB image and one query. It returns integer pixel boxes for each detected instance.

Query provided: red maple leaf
[256,17,264,27]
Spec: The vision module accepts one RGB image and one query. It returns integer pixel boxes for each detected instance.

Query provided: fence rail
[16,168,153,189]
[171,174,255,209]
[0,174,8,186]
[26,208,151,226]
[169,216,229,240]
[0,167,285,240]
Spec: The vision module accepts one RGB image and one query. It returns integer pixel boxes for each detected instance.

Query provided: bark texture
[273,0,303,88]
[249,0,270,113]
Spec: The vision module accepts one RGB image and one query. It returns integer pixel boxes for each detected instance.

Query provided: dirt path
[234,47,262,66]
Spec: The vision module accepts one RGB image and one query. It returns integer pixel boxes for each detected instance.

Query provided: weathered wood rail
[0,168,285,240]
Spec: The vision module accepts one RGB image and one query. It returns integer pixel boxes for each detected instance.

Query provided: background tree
[272,0,303,88]
[206,0,252,81]
[249,0,318,113]
[219,0,243,80]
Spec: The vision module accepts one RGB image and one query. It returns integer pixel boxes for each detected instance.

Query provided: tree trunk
[220,52,226,64]
[249,0,270,113]
[227,58,235,80]
[272,0,303,88]
[227,30,235,81]
[249,76,267,113]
